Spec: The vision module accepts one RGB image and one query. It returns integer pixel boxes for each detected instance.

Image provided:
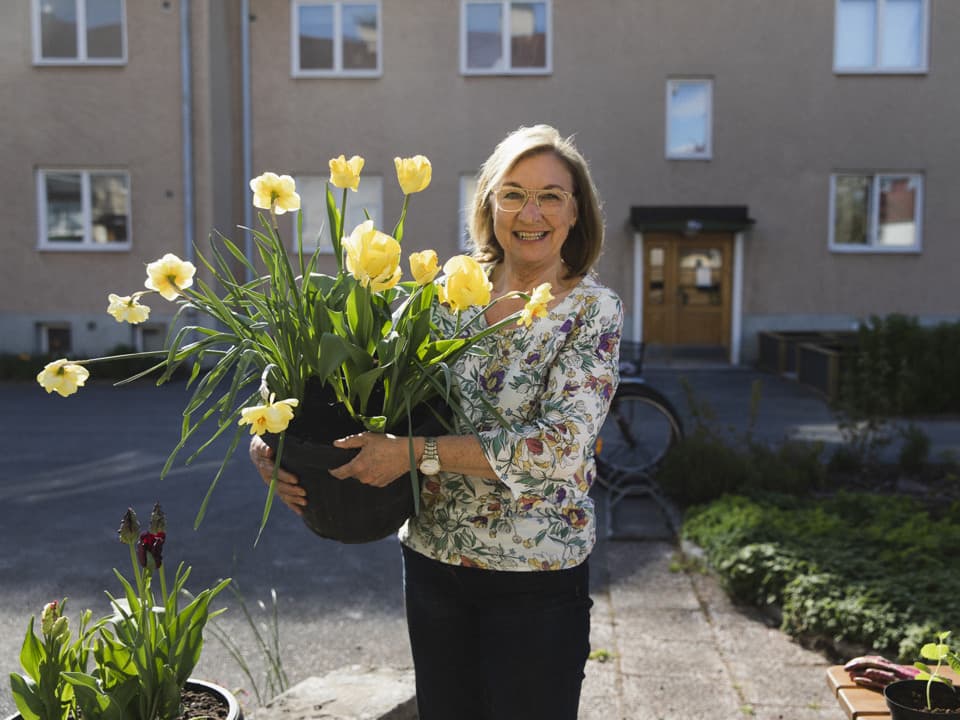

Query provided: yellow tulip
[145,253,196,301]
[409,250,440,286]
[517,282,554,327]
[238,395,300,435]
[249,172,301,214]
[36,359,90,398]
[343,220,403,292]
[439,255,492,312]
[329,155,365,191]
[107,293,151,324]
[394,155,432,195]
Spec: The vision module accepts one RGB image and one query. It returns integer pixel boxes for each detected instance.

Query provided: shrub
[840,314,960,416]
[898,423,931,476]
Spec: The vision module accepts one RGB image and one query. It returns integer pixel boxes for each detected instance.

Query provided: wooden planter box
[757,330,855,377]
[796,339,857,401]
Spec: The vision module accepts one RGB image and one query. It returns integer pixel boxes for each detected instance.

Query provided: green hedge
[842,314,960,416]
[682,492,960,660]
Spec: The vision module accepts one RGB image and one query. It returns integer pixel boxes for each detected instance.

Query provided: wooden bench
[826,665,960,719]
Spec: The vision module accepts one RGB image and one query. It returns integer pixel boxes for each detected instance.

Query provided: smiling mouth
[515,231,548,241]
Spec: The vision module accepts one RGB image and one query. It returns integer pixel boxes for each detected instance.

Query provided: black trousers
[401,544,592,720]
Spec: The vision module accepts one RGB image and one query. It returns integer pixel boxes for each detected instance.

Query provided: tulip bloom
[238,394,300,435]
[343,220,403,292]
[518,282,554,327]
[145,253,196,301]
[329,155,365,191]
[36,359,90,397]
[249,172,301,214]
[107,293,151,324]
[409,250,440,286]
[394,155,432,195]
[136,531,165,570]
[439,255,492,312]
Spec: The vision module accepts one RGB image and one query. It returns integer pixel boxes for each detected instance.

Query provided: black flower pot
[265,379,447,544]
[885,679,960,719]
[3,679,242,720]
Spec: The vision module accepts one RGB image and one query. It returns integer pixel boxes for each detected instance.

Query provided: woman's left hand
[329,432,413,487]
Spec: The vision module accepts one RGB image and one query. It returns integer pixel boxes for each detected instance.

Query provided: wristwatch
[419,437,441,475]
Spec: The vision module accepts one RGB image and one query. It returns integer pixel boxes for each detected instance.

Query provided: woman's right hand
[249,435,307,516]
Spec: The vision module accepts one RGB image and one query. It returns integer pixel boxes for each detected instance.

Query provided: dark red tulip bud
[136,531,166,570]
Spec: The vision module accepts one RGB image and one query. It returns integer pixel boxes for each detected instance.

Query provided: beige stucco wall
[2,0,958,358]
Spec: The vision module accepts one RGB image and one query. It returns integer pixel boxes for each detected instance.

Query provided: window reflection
[678,249,722,306]
[46,172,84,243]
[40,0,78,59]
[91,173,128,244]
[86,0,123,59]
[342,4,378,70]
[647,247,664,305]
[510,3,546,68]
[299,5,334,70]
[466,3,503,70]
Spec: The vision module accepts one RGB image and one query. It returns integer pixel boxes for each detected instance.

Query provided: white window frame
[665,78,713,160]
[31,0,127,65]
[458,173,478,251]
[460,0,552,76]
[833,0,929,74]
[36,168,132,251]
[828,172,924,253]
[292,0,382,78]
[295,173,383,253]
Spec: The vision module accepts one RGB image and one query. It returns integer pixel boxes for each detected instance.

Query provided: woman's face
[492,152,577,275]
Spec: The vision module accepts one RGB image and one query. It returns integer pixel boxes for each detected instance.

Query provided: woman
[251,124,622,719]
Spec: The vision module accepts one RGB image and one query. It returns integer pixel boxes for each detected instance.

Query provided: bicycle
[593,342,685,538]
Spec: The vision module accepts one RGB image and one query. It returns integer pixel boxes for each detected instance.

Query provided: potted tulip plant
[7,504,237,720]
[884,631,960,718]
[35,154,550,542]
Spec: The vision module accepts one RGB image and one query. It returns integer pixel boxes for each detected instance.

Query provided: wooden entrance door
[642,233,733,350]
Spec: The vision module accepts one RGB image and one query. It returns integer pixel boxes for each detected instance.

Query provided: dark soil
[174,686,232,720]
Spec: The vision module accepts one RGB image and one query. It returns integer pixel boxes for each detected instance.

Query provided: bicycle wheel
[594,382,683,489]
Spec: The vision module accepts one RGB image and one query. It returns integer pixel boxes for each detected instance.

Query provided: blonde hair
[468,125,604,277]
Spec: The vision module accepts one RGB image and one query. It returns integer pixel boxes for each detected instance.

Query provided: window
[135,324,166,353]
[37,323,72,355]
[834,0,928,73]
[293,1,381,77]
[37,169,131,250]
[829,173,923,252]
[666,79,712,160]
[296,174,383,252]
[461,1,551,75]
[459,174,479,251]
[32,0,126,64]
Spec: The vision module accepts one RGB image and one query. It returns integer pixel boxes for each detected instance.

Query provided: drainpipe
[180,0,194,265]
[241,0,253,279]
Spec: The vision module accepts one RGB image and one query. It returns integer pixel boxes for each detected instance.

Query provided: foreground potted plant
[7,505,237,720]
[884,631,960,718]
[35,155,549,541]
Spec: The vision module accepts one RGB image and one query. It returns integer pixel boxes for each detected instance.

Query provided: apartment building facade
[2,0,957,364]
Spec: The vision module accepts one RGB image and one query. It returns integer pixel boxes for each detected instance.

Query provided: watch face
[420,458,441,475]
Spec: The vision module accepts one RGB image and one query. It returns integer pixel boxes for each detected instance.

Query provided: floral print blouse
[399,273,623,571]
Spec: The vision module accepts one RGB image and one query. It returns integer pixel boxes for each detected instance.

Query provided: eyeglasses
[492,186,574,216]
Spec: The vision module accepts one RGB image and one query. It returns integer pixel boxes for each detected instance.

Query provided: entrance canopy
[630,205,755,234]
